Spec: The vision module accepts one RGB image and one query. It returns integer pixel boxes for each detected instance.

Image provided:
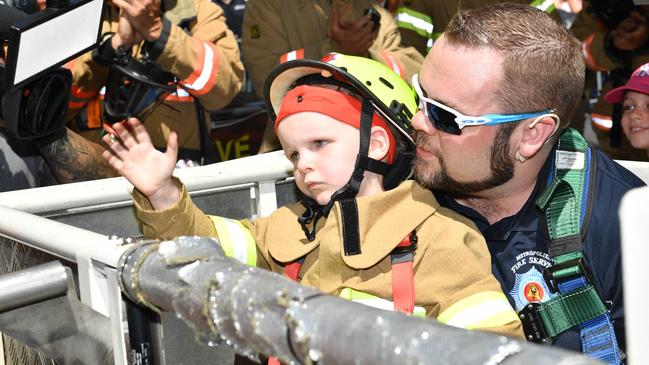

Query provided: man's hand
[327,8,376,57]
[611,11,649,51]
[102,118,180,210]
[112,0,164,42]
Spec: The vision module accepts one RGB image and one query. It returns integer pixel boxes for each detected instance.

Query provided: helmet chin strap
[297,100,390,256]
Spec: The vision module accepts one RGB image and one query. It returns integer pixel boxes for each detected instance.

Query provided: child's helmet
[264,53,417,191]
[263,53,418,242]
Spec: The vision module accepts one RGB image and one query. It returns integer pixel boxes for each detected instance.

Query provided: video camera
[0,0,102,139]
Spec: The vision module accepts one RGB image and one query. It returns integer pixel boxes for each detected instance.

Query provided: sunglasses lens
[425,102,462,135]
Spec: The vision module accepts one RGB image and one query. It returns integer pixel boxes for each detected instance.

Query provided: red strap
[391,234,415,314]
[284,261,302,281]
[270,237,415,365]
[268,262,303,365]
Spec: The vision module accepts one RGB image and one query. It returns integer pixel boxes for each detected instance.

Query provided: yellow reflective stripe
[209,216,257,266]
[438,291,518,330]
[529,0,555,12]
[396,7,433,37]
[339,288,426,317]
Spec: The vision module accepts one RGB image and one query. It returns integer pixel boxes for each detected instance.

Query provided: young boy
[605,62,649,159]
[102,54,523,338]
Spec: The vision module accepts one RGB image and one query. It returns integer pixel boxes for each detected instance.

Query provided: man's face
[412,37,516,197]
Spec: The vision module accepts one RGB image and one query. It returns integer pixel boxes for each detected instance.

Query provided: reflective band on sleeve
[183,42,215,92]
[581,34,608,72]
[339,288,426,317]
[280,49,305,64]
[591,114,612,131]
[69,85,102,109]
[209,216,257,266]
[379,52,404,78]
[180,40,221,96]
[164,87,194,102]
[529,0,555,12]
[396,7,433,38]
[438,291,518,330]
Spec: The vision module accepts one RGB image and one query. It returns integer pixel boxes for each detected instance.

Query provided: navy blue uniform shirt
[435,147,645,353]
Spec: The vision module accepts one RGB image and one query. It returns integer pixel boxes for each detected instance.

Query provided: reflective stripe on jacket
[65,0,243,153]
[241,0,423,95]
[133,180,524,338]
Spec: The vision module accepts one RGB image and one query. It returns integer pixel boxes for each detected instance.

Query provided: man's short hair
[444,3,585,134]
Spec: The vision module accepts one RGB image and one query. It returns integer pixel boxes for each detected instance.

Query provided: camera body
[0,0,102,139]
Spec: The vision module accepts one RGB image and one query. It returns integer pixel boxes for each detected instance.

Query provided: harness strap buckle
[542,255,593,293]
[390,231,417,265]
[518,302,550,343]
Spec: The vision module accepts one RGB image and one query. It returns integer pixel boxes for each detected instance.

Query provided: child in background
[102,54,523,340]
[605,62,649,159]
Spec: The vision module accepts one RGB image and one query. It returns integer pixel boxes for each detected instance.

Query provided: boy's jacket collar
[267,181,438,268]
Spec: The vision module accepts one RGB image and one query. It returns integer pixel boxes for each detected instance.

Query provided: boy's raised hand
[102,118,180,210]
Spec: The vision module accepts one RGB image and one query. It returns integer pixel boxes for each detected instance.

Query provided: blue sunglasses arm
[482,110,553,126]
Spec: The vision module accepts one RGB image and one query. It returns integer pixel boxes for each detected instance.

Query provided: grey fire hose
[118,236,601,365]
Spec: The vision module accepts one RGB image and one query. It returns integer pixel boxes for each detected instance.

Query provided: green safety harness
[519,128,621,364]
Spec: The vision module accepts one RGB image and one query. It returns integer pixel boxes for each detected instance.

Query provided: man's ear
[368,126,390,161]
[517,114,559,160]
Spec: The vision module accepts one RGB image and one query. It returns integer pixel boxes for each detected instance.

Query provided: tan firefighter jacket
[134,179,524,339]
[66,0,244,160]
[240,0,424,97]
[395,0,559,56]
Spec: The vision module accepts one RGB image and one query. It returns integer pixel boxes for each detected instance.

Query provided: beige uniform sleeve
[133,179,217,239]
[241,0,335,97]
[150,0,244,111]
[417,212,523,339]
[133,179,271,269]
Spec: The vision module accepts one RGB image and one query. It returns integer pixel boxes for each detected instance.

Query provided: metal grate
[0,237,57,365]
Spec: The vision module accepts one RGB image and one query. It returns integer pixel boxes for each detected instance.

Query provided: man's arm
[146,0,245,111]
[33,127,118,183]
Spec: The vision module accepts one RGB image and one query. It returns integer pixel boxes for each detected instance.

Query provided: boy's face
[277,112,360,205]
[622,91,649,151]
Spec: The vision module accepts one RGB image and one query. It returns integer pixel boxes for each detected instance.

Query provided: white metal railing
[0,150,293,214]
[0,150,295,365]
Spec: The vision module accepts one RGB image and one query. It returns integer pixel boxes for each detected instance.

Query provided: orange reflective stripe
[379,51,404,78]
[70,84,97,99]
[591,113,612,131]
[86,96,102,128]
[180,41,221,96]
[68,85,99,110]
[279,49,305,64]
[581,34,608,72]
[164,87,194,102]
[68,101,87,110]
[63,59,76,70]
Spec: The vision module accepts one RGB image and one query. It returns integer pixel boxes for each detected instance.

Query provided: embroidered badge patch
[509,266,555,310]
